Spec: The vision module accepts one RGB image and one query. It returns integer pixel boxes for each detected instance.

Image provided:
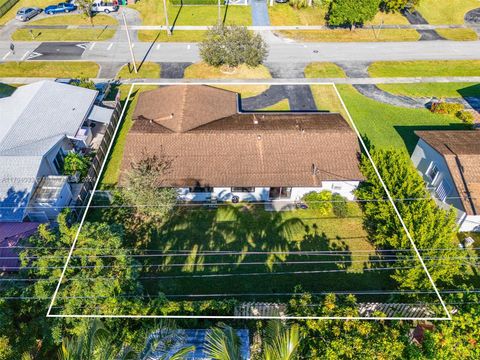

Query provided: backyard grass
[416,0,480,24]
[0,61,99,78]
[138,30,206,42]
[25,14,118,25]
[310,85,347,119]
[116,62,161,79]
[436,28,478,41]
[129,0,251,26]
[0,0,51,25]
[368,60,480,77]
[11,28,116,41]
[135,205,397,298]
[184,62,271,79]
[277,29,420,42]
[376,83,480,98]
[304,62,346,78]
[335,85,469,153]
[260,99,290,111]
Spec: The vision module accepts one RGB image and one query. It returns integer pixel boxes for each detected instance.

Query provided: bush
[430,101,464,116]
[327,0,381,29]
[302,190,333,215]
[199,25,268,68]
[332,193,348,218]
[63,152,92,179]
[289,0,309,9]
[456,110,475,125]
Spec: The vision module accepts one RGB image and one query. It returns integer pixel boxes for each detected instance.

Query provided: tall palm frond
[58,336,83,360]
[204,324,241,360]
[263,321,302,360]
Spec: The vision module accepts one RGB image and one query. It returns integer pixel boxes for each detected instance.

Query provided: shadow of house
[394,124,471,155]
[0,83,16,99]
[457,83,480,112]
[0,188,29,223]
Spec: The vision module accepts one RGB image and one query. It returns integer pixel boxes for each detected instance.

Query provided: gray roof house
[0,81,114,222]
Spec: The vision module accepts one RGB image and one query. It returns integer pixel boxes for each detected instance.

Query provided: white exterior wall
[177,181,359,203]
[460,215,480,232]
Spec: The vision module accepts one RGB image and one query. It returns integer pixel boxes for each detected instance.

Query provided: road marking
[131,43,135,48]
[1,52,10,60]
[26,51,42,60]
[89,42,96,50]
[76,43,88,50]
[187,44,191,50]
[107,43,113,50]
[20,51,30,61]
[156,44,160,50]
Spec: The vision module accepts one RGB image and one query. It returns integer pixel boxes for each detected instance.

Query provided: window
[53,149,65,174]
[435,180,452,202]
[426,162,439,183]
[231,187,255,193]
[189,187,213,193]
[332,184,342,191]
[269,187,292,199]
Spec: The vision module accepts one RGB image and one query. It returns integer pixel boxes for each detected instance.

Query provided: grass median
[12,28,115,41]
[376,83,480,98]
[0,61,100,78]
[277,29,420,42]
[138,30,206,42]
[368,60,480,77]
[116,62,161,79]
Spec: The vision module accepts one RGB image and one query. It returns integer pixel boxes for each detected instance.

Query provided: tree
[77,0,95,26]
[356,149,469,290]
[302,190,333,214]
[262,321,302,360]
[381,0,420,13]
[199,25,268,69]
[63,152,92,179]
[204,323,242,360]
[327,0,381,29]
[122,151,178,223]
[0,336,13,360]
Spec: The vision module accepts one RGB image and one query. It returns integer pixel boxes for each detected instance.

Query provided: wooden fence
[0,0,18,18]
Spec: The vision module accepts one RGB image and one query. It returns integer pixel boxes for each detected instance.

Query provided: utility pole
[218,0,221,25]
[122,10,137,74]
[163,0,171,35]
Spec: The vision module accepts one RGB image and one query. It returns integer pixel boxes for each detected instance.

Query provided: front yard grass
[214,85,271,99]
[376,83,480,98]
[268,4,327,26]
[335,85,470,153]
[129,0,251,26]
[260,98,290,111]
[436,28,478,41]
[277,29,420,42]
[184,62,271,79]
[25,14,118,25]
[416,0,480,24]
[310,85,348,119]
[0,0,51,25]
[304,62,346,78]
[138,30,206,42]
[11,28,116,41]
[116,62,161,79]
[140,205,395,299]
[368,60,480,77]
[0,61,99,78]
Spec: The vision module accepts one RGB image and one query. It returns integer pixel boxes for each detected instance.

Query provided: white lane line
[89,42,96,50]
[20,51,30,61]
[2,51,11,60]
[131,43,135,48]
[187,44,191,50]
[107,43,113,50]
[156,44,160,50]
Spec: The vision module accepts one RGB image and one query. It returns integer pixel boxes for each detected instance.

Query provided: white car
[91,1,119,13]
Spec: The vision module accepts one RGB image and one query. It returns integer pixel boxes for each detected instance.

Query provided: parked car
[91,1,119,14]
[44,2,77,15]
[15,7,42,22]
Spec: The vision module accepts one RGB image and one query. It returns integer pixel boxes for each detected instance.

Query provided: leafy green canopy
[356,149,468,289]
[381,0,420,13]
[327,0,381,28]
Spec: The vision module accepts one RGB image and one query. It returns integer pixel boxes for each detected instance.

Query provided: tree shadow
[170,1,184,31]
[0,187,30,222]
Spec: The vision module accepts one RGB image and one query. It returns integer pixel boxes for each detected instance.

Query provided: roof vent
[257,135,262,140]
[253,115,259,125]
[311,163,319,175]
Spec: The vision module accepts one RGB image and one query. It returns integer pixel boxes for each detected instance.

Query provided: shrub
[456,110,475,125]
[302,190,333,215]
[430,101,464,116]
[63,152,92,179]
[327,0,381,29]
[289,0,309,9]
[199,25,268,68]
[332,193,348,218]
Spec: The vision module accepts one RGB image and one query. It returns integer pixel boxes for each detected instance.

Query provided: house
[120,85,363,204]
[0,81,115,223]
[411,130,480,232]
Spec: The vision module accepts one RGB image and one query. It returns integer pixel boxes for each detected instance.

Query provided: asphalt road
[1,39,480,63]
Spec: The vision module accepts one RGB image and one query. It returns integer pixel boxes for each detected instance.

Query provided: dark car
[15,7,42,22]
[94,82,111,104]
[44,2,77,15]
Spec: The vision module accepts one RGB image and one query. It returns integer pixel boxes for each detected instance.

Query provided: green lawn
[368,60,480,77]
[184,62,271,79]
[310,85,348,119]
[260,99,290,111]
[116,62,161,79]
[304,62,346,78]
[416,0,480,24]
[277,29,420,42]
[129,0,251,26]
[335,85,470,153]
[138,30,206,42]
[376,83,480,98]
[436,28,478,41]
[12,29,116,41]
[132,205,396,299]
[0,61,99,78]
[214,85,271,99]
[25,14,118,25]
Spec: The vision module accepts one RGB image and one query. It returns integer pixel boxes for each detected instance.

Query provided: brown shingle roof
[121,86,364,188]
[415,130,480,215]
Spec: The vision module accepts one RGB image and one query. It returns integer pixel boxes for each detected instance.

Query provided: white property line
[46,81,451,320]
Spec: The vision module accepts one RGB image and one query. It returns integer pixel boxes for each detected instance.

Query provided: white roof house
[0,81,99,222]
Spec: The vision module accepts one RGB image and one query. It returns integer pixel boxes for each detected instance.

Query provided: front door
[269,187,292,200]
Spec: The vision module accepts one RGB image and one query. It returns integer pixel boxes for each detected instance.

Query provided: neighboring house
[0,222,40,271]
[0,81,115,223]
[411,130,480,232]
[120,85,363,205]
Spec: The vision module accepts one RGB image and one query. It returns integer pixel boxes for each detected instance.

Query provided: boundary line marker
[46,81,451,320]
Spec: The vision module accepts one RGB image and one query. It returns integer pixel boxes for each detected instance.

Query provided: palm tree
[204,323,242,360]
[262,321,302,360]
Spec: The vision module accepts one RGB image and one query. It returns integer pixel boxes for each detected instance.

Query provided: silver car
[16,7,42,22]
